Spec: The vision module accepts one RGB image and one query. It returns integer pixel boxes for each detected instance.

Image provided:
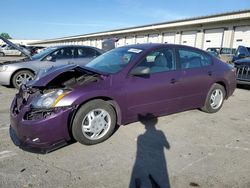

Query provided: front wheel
[12,70,34,89]
[0,52,5,57]
[72,99,117,145]
[201,83,226,113]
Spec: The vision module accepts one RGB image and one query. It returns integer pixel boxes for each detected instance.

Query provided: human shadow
[129,114,171,188]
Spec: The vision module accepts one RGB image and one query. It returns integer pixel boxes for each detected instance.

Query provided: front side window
[179,48,212,69]
[132,48,176,74]
[51,48,75,60]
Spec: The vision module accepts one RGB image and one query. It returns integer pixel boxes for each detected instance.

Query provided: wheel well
[67,97,121,138]
[216,81,228,98]
[10,68,35,86]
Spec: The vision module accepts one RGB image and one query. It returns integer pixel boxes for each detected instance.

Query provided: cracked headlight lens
[31,89,70,109]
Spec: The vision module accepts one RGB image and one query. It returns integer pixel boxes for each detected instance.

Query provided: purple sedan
[9,43,236,153]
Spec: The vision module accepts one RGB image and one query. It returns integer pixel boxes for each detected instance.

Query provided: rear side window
[77,47,100,58]
[179,48,212,69]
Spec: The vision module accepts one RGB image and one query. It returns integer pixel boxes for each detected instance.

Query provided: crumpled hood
[0,36,31,59]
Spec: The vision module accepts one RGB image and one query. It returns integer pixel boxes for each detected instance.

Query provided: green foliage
[0,33,12,39]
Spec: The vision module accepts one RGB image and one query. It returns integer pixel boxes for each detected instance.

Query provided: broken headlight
[31,89,70,109]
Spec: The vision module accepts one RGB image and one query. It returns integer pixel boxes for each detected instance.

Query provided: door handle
[208,71,213,76]
[170,78,178,84]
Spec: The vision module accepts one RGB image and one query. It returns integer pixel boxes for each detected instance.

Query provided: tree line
[0,33,12,39]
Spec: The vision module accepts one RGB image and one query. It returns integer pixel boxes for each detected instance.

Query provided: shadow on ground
[129,114,171,188]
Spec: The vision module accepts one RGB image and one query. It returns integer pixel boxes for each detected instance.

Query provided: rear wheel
[12,70,34,89]
[202,83,226,113]
[0,52,4,57]
[72,99,117,145]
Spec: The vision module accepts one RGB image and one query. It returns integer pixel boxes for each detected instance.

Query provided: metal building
[30,10,250,50]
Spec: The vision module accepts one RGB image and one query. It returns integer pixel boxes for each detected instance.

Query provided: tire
[201,83,226,113]
[0,52,5,57]
[12,70,35,89]
[72,99,117,145]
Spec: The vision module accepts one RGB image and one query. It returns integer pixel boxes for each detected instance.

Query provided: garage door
[90,40,96,47]
[163,33,175,44]
[125,37,134,45]
[136,35,147,44]
[181,31,197,47]
[96,40,102,49]
[148,34,159,43]
[203,28,224,50]
[117,38,125,47]
[233,26,250,48]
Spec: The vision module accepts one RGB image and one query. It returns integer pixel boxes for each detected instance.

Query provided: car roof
[120,43,204,52]
[50,45,101,49]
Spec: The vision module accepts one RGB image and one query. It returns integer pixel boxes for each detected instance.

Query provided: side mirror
[130,66,150,76]
[45,55,55,61]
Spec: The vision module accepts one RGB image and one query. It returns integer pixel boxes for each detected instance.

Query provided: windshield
[247,48,250,54]
[85,47,142,74]
[31,47,57,60]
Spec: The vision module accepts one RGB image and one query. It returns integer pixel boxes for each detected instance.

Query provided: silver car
[0,44,23,56]
[0,36,103,88]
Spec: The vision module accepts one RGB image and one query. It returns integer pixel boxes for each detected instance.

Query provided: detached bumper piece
[9,126,68,154]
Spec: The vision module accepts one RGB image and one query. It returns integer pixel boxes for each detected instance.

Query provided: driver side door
[123,47,183,120]
[38,47,76,69]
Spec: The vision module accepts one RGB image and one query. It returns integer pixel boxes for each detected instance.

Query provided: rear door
[176,47,214,110]
[73,47,101,66]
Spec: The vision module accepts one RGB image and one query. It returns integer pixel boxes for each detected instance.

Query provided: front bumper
[236,79,250,85]
[10,95,75,153]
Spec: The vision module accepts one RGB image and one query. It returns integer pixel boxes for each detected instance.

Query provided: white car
[0,44,23,56]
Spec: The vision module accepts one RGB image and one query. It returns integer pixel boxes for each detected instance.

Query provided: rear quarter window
[179,48,212,69]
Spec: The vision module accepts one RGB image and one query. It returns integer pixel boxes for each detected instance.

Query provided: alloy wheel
[81,108,111,140]
[210,89,223,109]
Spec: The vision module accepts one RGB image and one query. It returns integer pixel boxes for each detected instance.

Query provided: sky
[1,0,250,40]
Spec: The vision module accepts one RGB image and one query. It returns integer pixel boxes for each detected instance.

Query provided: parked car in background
[207,50,219,58]
[9,43,236,153]
[0,36,104,88]
[206,47,236,63]
[26,46,46,56]
[0,44,24,56]
[233,45,250,62]
[233,57,250,85]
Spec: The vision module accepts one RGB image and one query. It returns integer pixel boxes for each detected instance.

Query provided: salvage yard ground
[0,57,250,188]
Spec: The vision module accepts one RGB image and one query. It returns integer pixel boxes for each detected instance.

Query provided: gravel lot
[0,57,250,188]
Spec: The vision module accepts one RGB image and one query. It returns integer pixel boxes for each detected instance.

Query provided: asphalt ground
[0,57,250,188]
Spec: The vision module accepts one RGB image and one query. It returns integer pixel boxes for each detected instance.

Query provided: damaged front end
[9,65,102,153]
